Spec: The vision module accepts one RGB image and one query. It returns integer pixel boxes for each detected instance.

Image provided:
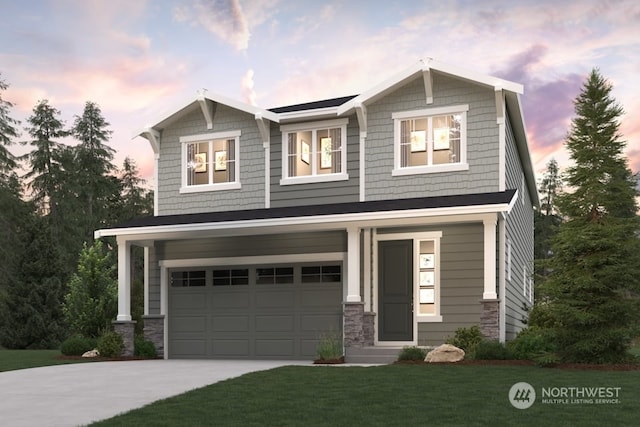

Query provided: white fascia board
[94,200,514,240]
[204,93,279,123]
[276,106,342,122]
[428,59,523,94]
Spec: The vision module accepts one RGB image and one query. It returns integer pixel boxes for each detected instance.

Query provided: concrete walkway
[0,359,309,427]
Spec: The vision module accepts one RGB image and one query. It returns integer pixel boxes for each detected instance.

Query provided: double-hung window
[180,130,241,193]
[392,105,469,175]
[280,118,348,185]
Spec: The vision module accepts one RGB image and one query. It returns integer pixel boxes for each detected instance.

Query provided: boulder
[425,344,465,363]
[82,349,100,358]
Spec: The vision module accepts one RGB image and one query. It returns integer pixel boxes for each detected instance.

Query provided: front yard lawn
[92,364,640,426]
[0,349,94,372]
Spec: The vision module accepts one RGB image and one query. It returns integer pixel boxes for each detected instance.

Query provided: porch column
[482,216,498,300]
[116,236,132,321]
[346,226,361,302]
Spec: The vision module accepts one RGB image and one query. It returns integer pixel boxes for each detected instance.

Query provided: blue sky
[1,0,639,185]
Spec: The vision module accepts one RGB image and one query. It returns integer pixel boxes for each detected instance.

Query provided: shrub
[507,327,556,361]
[97,331,124,358]
[60,335,97,356]
[134,336,157,359]
[473,340,512,360]
[316,330,342,361]
[446,325,483,356]
[398,346,427,361]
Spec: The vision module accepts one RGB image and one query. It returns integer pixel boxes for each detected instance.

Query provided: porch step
[345,346,403,364]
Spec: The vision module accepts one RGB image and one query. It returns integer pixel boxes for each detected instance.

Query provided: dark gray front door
[378,240,413,341]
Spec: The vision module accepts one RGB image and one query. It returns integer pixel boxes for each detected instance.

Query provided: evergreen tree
[538,69,640,363]
[0,73,20,179]
[71,101,116,241]
[534,159,563,281]
[0,216,67,348]
[21,100,68,220]
[63,240,117,338]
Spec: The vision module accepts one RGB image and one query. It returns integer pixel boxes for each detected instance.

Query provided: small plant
[316,330,343,361]
[134,336,157,359]
[97,331,124,358]
[446,325,483,356]
[398,346,427,361]
[507,327,556,360]
[60,335,97,356]
[473,340,512,360]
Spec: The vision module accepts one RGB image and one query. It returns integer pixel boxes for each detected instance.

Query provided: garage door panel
[301,314,341,332]
[173,292,207,310]
[255,315,294,332]
[171,340,206,357]
[300,339,322,357]
[211,291,250,309]
[171,316,206,333]
[255,339,294,357]
[211,339,250,357]
[300,287,342,307]
[211,315,250,332]
[255,290,294,308]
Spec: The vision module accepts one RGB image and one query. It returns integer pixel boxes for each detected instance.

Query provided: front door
[378,240,413,342]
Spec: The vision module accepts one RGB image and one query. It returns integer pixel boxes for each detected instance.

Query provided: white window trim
[180,130,241,193]
[280,118,349,185]
[392,104,469,176]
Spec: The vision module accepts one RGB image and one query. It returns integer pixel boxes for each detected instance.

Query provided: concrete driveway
[0,359,309,427]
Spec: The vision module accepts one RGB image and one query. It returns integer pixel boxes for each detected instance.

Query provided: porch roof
[95,189,517,240]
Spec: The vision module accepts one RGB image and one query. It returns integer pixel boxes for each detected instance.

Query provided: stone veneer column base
[479,299,500,340]
[113,320,137,357]
[363,312,376,346]
[343,302,365,348]
[143,315,165,358]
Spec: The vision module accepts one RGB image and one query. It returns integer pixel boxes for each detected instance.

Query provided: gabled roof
[268,95,357,113]
[95,190,517,239]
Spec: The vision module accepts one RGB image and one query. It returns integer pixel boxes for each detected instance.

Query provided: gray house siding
[504,111,535,340]
[377,223,484,346]
[269,115,360,207]
[157,103,265,216]
[148,246,161,314]
[365,73,500,201]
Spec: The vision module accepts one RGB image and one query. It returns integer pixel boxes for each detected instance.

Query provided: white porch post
[116,236,132,321]
[346,226,361,302]
[483,216,498,300]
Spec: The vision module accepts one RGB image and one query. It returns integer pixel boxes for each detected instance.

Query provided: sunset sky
[2,0,639,188]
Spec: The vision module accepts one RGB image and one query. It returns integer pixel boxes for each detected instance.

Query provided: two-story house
[96,59,537,361]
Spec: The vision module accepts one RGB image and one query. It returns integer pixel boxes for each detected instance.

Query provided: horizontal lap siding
[157,104,265,215]
[269,115,360,207]
[365,74,500,201]
[504,112,534,339]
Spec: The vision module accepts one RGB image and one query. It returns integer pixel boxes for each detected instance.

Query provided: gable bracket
[354,102,367,137]
[495,87,505,124]
[422,67,433,104]
[140,128,160,155]
[197,94,214,130]
[254,113,270,143]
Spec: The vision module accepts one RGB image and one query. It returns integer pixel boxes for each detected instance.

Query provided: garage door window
[301,265,341,283]
[212,269,249,286]
[256,267,294,284]
[171,270,206,287]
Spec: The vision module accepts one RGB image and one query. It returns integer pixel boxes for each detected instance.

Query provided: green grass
[92,364,640,427]
[0,349,95,372]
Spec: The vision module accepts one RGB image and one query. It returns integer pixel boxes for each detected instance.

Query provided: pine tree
[71,101,117,241]
[534,159,563,281]
[21,100,68,220]
[540,69,640,363]
[0,73,20,179]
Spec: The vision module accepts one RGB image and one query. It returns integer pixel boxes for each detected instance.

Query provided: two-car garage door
[168,263,343,359]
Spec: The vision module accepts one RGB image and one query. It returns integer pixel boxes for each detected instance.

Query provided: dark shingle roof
[268,95,358,113]
[108,190,516,231]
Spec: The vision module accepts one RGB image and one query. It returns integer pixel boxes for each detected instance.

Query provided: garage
[168,263,343,359]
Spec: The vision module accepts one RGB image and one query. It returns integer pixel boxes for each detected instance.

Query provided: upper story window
[280,118,349,185]
[392,105,469,176]
[180,130,241,193]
